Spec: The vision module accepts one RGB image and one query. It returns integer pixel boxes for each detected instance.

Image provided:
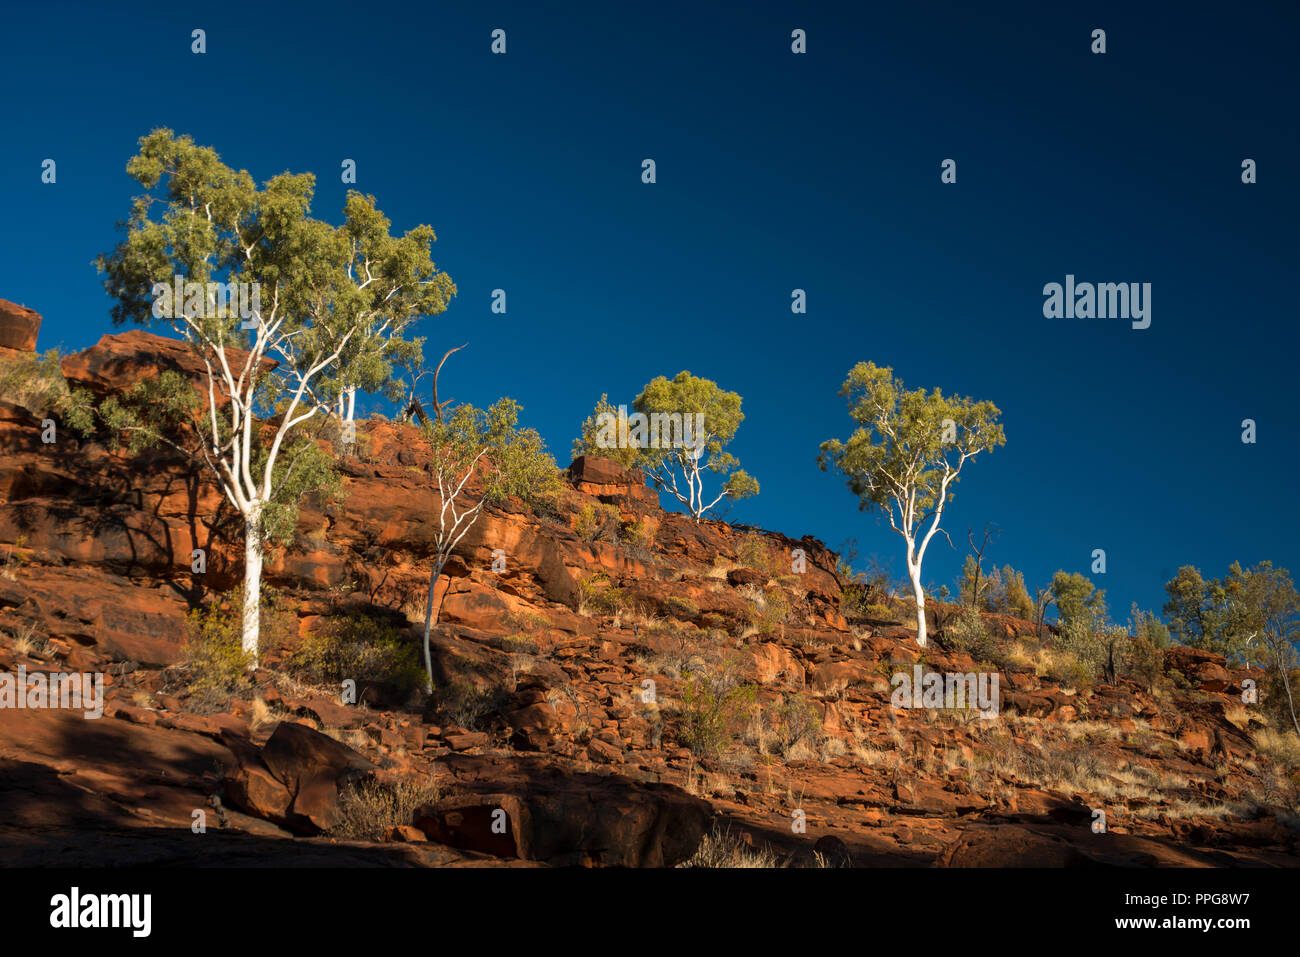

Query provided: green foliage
[1262,666,1300,732]
[818,361,1005,520]
[573,502,621,543]
[182,594,257,698]
[1051,571,1107,628]
[819,362,1003,647]
[182,586,296,700]
[635,372,758,520]
[1163,566,1232,658]
[98,370,201,452]
[1043,654,1095,693]
[99,371,343,545]
[575,374,760,522]
[836,548,895,620]
[0,349,94,433]
[93,128,453,662]
[434,680,511,732]
[770,695,822,757]
[942,605,996,661]
[1129,603,1172,650]
[745,587,790,636]
[96,129,455,396]
[288,614,424,697]
[1163,562,1298,669]
[577,570,625,616]
[571,394,642,469]
[960,559,1036,620]
[423,398,561,510]
[994,565,1036,620]
[737,532,783,575]
[664,595,700,620]
[621,517,654,553]
[678,667,757,758]
[1050,617,1106,687]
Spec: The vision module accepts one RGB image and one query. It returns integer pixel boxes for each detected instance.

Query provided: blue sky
[2,0,1297,621]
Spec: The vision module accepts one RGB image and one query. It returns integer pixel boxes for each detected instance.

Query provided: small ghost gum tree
[631,371,758,522]
[95,128,453,665]
[419,399,560,692]
[818,362,1005,647]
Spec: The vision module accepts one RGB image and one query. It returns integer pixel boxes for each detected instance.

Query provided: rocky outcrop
[61,328,276,405]
[0,324,1296,869]
[0,300,40,352]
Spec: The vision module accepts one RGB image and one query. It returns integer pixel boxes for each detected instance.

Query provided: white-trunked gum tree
[418,399,560,693]
[95,128,455,666]
[572,371,759,523]
[819,361,1005,647]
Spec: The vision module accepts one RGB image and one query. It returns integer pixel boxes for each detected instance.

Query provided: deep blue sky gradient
[2,0,1297,621]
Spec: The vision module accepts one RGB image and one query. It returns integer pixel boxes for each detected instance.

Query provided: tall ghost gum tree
[96,128,454,665]
[631,371,758,522]
[819,362,1005,647]
[419,399,560,692]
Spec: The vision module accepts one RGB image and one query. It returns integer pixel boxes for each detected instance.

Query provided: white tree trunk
[345,387,356,423]
[241,507,264,666]
[421,556,446,694]
[908,561,928,647]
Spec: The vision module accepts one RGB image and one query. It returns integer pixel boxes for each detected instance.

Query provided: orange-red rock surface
[0,330,1296,867]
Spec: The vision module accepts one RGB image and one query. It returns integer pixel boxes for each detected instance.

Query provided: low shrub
[434,680,511,731]
[330,776,442,841]
[664,595,700,620]
[678,667,757,758]
[578,571,625,616]
[942,606,997,662]
[288,614,425,698]
[574,502,620,543]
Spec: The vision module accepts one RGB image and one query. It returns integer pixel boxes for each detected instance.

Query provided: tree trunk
[421,555,447,694]
[909,564,928,647]
[241,509,264,667]
[1275,645,1300,735]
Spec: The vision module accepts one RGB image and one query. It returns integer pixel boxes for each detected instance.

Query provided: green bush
[942,606,997,662]
[771,695,822,757]
[737,533,782,576]
[678,669,757,758]
[664,595,700,620]
[836,553,894,620]
[1045,655,1095,693]
[745,587,790,636]
[0,349,93,430]
[621,518,653,551]
[181,585,293,701]
[289,614,425,697]
[578,571,625,616]
[183,602,255,700]
[574,502,620,543]
[435,680,511,731]
[1053,616,1106,678]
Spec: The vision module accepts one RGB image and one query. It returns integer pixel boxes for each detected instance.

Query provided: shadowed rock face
[0,299,40,352]
[0,328,1296,869]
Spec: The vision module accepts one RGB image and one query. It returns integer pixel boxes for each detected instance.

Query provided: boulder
[0,300,40,352]
[567,455,658,507]
[418,754,712,866]
[241,721,375,833]
[727,568,766,587]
